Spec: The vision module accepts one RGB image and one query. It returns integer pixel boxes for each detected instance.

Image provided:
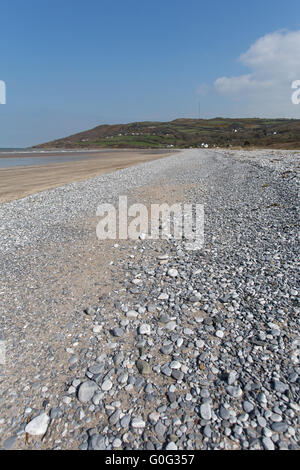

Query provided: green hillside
[34,118,300,150]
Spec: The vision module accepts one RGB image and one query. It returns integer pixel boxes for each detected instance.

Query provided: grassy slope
[34,118,300,150]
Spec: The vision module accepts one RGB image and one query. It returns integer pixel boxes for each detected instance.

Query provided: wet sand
[0,149,174,203]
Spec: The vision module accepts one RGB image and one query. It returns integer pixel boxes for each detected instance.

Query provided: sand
[0,149,174,203]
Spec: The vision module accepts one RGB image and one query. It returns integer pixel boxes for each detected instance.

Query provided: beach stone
[78,381,99,403]
[200,403,212,420]
[147,304,157,313]
[113,438,122,448]
[93,325,102,333]
[158,293,169,300]
[112,327,125,337]
[161,364,172,377]
[171,370,184,381]
[161,344,173,355]
[88,363,104,375]
[272,380,288,393]
[136,359,151,375]
[165,321,177,331]
[216,330,224,339]
[25,413,50,436]
[131,417,146,429]
[226,386,243,398]
[109,409,122,426]
[126,310,139,318]
[227,370,238,385]
[88,435,106,450]
[170,361,181,369]
[139,324,151,335]
[166,442,178,450]
[262,437,275,450]
[101,379,113,391]
[219,405,230,420]
[155,421,167,439]
[120,415,131,428]
[271,422,288,433]
[166,391,177,403]
[243,401,254,413]
[168,269,178,278]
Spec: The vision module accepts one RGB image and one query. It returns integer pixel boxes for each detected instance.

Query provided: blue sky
[0,0,300,147]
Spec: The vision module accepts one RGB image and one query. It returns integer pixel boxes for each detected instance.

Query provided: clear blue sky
[0,0,300,147]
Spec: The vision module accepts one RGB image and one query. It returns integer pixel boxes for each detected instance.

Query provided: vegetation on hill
[34,118,300,150]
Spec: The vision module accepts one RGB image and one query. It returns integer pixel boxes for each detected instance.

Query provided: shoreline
[0,148,175,158]
[0,149,175,203]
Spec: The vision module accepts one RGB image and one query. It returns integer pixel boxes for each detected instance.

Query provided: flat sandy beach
[0,149,174,203]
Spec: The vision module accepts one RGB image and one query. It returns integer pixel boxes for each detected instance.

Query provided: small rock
[155,421,167,439]
[161,344,173,355]
[168,268,178,278]
[166,391,177,403]
[131,417,146,429]
[200,403,212,420]
[149,412,160,424]
[171,370,184,381]
[93,325,102,333]
[88,363,104,375]
[109,409,121,426]
[113,438,122,448]
[271,422,288,433]
[120,415,131,428]
[219,405,230,420]
[112,327,125,337]
[243,401,254,413]
[101,379,113,391]
[165,321,177,331]
[272,380,288,394]
[126,310,139,318]
[227,370,238,385]
[166,442,178,450]
[78,381,99,403]
[158,293,169,300]
[226,386,243,398]
[136,359,151,375]
[262,437,275,450]
[170,361,181,369]
[25,413,50,436]
[88,434,106,450]
[139,324,151,335]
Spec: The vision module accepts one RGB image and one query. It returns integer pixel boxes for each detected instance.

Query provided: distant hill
[33,118,300,150]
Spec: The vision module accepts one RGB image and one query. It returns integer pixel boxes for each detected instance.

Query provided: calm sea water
[0,148,25,151]
[0,148,169,169]
[0,149,109,169]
